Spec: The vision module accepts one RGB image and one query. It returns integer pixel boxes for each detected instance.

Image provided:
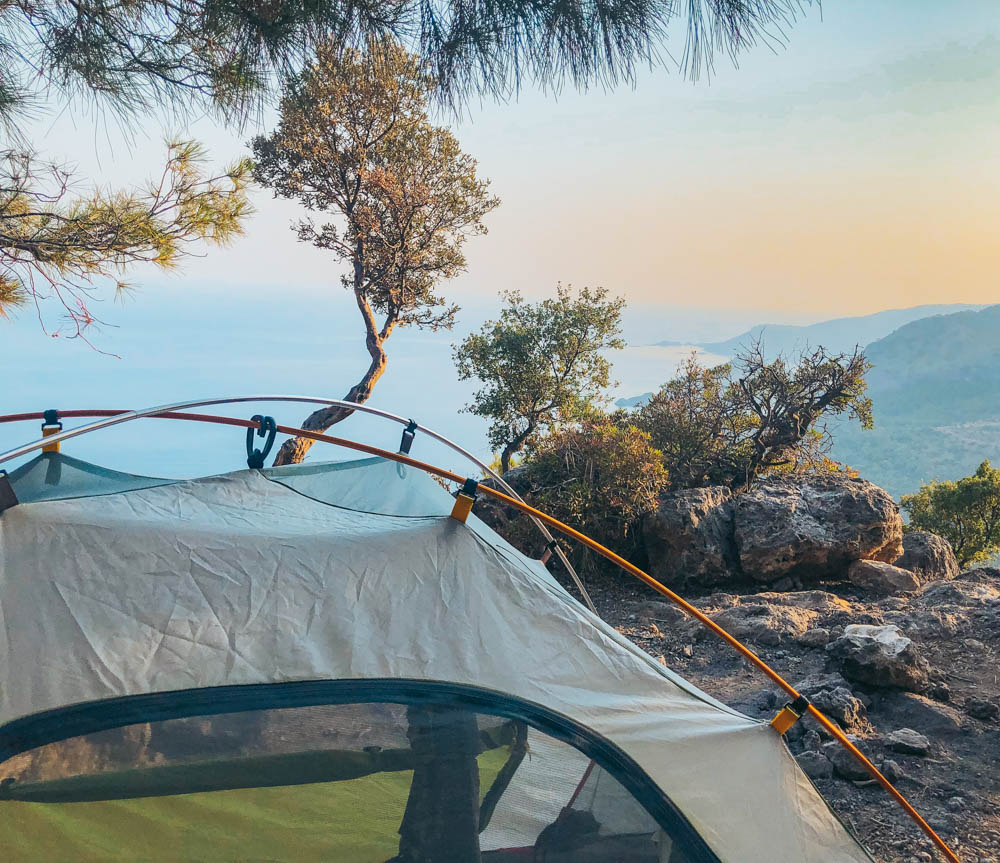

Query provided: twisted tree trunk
[273,265,395,465]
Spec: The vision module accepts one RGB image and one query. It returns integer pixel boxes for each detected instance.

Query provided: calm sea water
[0,293,726,478]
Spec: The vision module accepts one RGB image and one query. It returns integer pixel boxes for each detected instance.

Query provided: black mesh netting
[0,700,694,862]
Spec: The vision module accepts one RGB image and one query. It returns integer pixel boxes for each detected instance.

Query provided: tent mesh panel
[0,701,692,862]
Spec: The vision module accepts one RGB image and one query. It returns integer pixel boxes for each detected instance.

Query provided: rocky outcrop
[643,486,738,590]
[825,624,931,691]
[733,475,903,582]
[894,531,959,584]
[644,474,904,588]
[847,560,920,596]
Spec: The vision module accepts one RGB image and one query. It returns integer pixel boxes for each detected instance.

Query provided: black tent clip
[540,539,560,565]
[399,420,418,455]
[246,415,277,469]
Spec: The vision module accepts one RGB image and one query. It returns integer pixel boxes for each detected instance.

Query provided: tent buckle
[450,477,478,523]
[771,695,810,735]
[41,409,62,453]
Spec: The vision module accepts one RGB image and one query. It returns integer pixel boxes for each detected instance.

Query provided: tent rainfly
[0,401,955,863]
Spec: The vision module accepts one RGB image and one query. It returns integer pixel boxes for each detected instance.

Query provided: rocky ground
[481,471,1000,863]
[563,566,1000,863]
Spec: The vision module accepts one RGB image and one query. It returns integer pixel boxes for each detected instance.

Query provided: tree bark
[499,425,534,474]
[273,267,393,465]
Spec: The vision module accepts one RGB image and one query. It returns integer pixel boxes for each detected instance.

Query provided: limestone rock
[894,531,959,584]
[825,624,931,691]
[643,486,738,590]
[848,560,921,596]
[885,728,930,756]
[732,475,903,582]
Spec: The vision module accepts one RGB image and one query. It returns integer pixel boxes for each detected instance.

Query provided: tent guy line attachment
[0,397,596,614]
[0,406,964,863]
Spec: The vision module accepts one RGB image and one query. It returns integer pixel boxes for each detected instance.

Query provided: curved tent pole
[0,398,595,613]
[0,407,963,863]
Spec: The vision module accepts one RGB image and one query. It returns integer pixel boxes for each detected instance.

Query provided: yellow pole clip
[41,409,62,454]
[450,478,479,523]
[771,695,810,735]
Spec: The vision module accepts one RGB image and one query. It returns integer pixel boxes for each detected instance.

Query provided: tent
[0,437,883,863]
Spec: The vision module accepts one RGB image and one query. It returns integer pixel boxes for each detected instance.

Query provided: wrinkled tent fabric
[0,453,874,862]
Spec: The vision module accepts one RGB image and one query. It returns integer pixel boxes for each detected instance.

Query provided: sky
[1,0,998,474]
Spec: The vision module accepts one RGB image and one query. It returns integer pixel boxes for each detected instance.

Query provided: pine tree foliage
[0,142,251,338]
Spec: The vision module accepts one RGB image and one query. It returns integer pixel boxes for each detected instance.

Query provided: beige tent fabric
[0,461,873,863]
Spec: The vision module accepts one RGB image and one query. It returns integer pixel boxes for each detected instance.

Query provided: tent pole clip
[771,695,810,735]
[399,420,418,454]
[0,470,17,513]
[540,539,560,565]
[450,478,479,523]
[246,415,277,469]
[41,409,62,453]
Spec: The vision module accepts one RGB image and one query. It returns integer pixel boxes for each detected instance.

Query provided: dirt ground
[559,566,1000,863]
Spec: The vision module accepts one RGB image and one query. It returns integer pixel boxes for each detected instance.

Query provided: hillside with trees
[829,304,1000,498]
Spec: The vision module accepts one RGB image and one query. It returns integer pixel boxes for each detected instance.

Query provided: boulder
[885,728,930,756]
[643,487,738,590]
[825,624,931,691]
[732,475,903,583]
[894,531,959,584]
[847,560,920,596]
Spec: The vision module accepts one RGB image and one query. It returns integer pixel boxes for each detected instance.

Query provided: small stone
[926,681,951,702]
[755,689,778,711]
[885,728,930,756]
[802,729,822,751]
[796,750,833,780]
[963,638,988,652]
[945,796,964,813]
[822,740,872,781]
[881,759,905,782]
[798,627,831,648]
[965,698,999,722]
[681,644,694,658]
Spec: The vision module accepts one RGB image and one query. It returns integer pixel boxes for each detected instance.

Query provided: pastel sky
[25,0,1000,323]
[2,0,998,474]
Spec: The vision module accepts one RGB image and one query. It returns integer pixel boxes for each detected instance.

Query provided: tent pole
[0,400,596,613]
[0,407,964,863]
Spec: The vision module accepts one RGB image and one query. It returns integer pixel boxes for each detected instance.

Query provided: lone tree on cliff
[253,42,499,465]
[636,345,873,491]
[454,285,625,473]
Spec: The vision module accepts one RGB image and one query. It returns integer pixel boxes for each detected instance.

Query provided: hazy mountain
[829,304,1000,498]
[653,304,983,359]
